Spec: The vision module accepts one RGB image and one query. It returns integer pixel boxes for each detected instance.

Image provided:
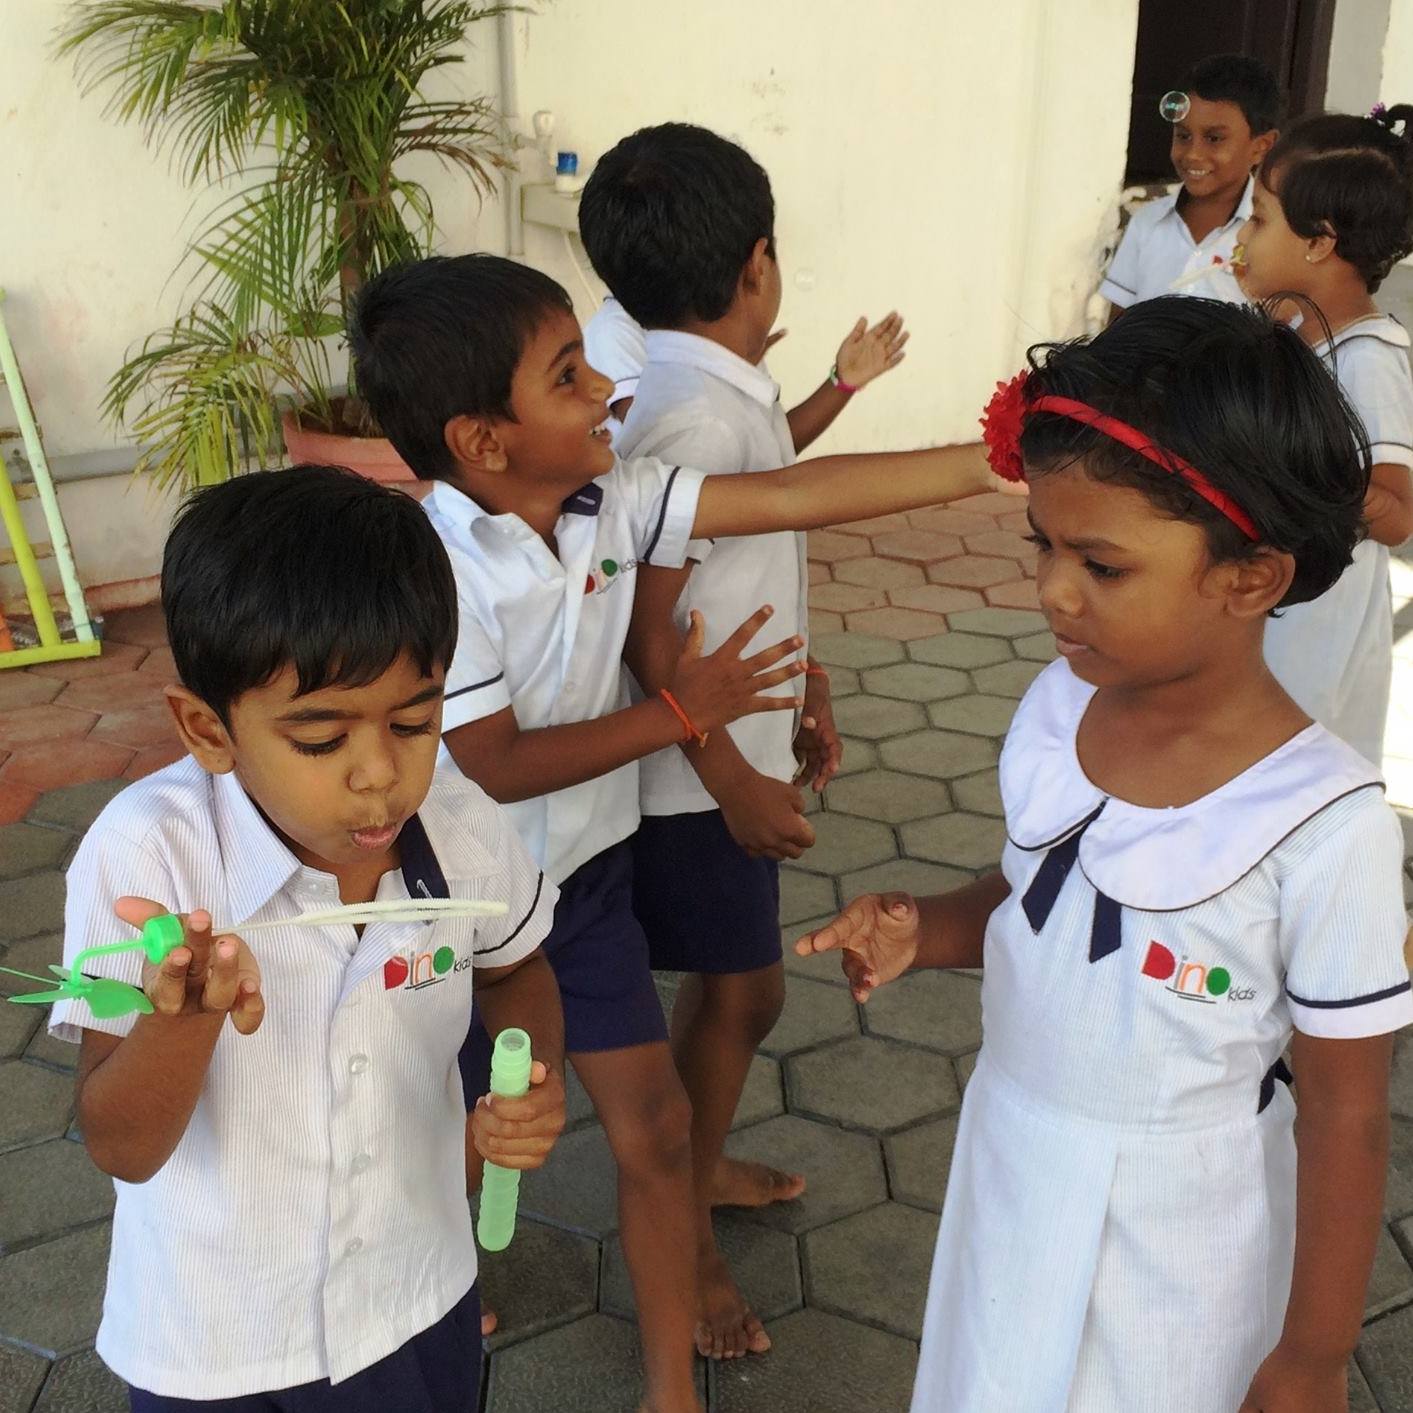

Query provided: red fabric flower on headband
[980,372,1030,483]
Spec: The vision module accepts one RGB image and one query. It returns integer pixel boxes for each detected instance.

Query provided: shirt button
[345,1237,363,1256]
[348,1054,370,1075]
[351,1153,372,1175]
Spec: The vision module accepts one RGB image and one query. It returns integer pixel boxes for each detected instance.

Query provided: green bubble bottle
[476,1028,533,1252]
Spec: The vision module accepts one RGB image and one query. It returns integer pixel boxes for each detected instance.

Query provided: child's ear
[445,414,508,476]
[740,236,774,298]
[1249,127,1278,168]
[1225,548,1294,620]
[164,686,236,774]
[1305,224,1339,266]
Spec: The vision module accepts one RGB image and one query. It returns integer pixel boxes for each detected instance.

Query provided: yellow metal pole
[0,445,61,647]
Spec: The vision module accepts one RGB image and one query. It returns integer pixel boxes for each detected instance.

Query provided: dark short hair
[578,122,775,328]
[351,254,574,480]
[1020,297,1368,609]
[163,465,458,722]
[1263,107,1413,292]
[1182,54,1282,135]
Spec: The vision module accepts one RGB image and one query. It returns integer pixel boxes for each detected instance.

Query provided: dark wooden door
[1126,0,1336,182]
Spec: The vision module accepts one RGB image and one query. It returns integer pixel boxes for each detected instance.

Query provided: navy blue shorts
[128,1284,480,1412]
[632,809,782,975]
[460,840,668,1102]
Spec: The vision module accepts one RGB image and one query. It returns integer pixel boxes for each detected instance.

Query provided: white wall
[1,0,1138,596]
[1385,0,1413,102]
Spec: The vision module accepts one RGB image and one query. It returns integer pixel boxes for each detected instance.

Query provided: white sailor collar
[1000,659,1384,912]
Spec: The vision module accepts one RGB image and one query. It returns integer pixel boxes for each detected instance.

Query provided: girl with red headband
[796,296,1410,1413]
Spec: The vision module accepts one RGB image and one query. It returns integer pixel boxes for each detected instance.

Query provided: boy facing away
[1101,53,1280,314]
[351,251,993,1409]
[51,467,565,1411]
[578,121,907,1359]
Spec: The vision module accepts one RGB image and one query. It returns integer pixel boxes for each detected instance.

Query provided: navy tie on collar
[1020,802,1121,962]
[397,814,450,902]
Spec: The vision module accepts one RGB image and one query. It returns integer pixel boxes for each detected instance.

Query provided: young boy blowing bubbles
[351,251,995,1410]
[51,467,565,1412]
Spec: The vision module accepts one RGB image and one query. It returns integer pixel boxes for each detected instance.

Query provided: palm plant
[58,0,512,489]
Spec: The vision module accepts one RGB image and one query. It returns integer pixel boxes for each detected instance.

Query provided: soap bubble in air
[1159,90,1190,123]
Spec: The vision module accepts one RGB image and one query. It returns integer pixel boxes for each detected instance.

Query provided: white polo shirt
[426,457,706,880]
[1099,177,1253,308]
[1265,314,1413,765]
[583,297,647,412]
[617,331,807,816]
[49,757,554,1398]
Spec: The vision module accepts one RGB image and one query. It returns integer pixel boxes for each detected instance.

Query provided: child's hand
[794,893,919,1002]
[116,897,265,1036]
[793,668,842,792]
[1238,1345,1348,1411]
[719,768,815,861]
[670,607,805,735]
[834,312,908,392]
[471,1059,565,1170]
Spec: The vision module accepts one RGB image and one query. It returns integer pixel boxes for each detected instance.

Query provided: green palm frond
[59,0,517,489]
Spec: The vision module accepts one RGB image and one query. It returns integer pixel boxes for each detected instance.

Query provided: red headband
[979,372,1259,541]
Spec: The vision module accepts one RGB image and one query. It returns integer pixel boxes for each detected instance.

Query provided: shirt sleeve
[1335,341,1413,471]
[441,587,513,734]
[583,301,647,405]
[614,455,708,569]
[1279,789,1413,1039]
[1098,214,1145,309]
[48,824,179,1045]
[469,797,559,969]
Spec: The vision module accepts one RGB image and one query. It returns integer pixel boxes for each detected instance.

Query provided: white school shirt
[1264,315,1413,766]
[1099,177,1253,308]
[425,458,705,880]
[583,297,647,414]
[49,757,554,1399]
[617,330,807,815]
[912,660,1412,1413]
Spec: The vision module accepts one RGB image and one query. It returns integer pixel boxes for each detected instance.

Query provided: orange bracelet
[659,689,709,747]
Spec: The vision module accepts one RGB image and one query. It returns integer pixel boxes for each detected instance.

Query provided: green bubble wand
[3,899,508,1020]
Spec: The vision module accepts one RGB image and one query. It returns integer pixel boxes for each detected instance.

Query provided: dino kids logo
[383,945,473,992]
[584,557,639,595]
[1141,942,1254,1005]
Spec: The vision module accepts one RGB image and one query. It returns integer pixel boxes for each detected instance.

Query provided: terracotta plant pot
[281,409,433,498]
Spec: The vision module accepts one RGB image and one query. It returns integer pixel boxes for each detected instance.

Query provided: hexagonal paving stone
[1349,1360,1379,1413]
[964,528,1038,562]
[31,1348,127,1412]
[0,1061,75,1151]
[1386,1117,1413,1217]
[809,608,843,638]
[808,632,905,671]
[711,1307,916,1413]
[859,662,969,704]
[926,553,1021,589]
[1356,1301,1413,1411]
[759,975,859,1058]
[0,704,98,750]
[808,581,887,615]
[832,556,924,591]
[478,1216,599,1351]
[725,1053,785,1132]
[1365,1221,1413,1317]
[0,934,64,994]
[908,631,1012,670]
[926,693,1017,738]
[486,1311,705,1411]
[830,695,927,742]
[602,1212,801,1321]
[864,970,983,1055]
[907,506,997,536]
[840,858,971,899]
[26,779,127,832]
[0,1221,110,1356]
[0,1343,49,1413]
[792,812,896,878]
[825,769,952,825]
[887,584,986,617]
[844,607,951,642]
[724,1115,886,1234]
[1387,1041,1413,1122]
[0,823,70,881]
[806,530,871,563]
[879,729,997,780]
[1014,630,1058,662]
[951,769,1004,817]
[518,1123,618,1238]
[886,1114,961,1210]
[973,659,1048,699]
[823,664,860,697]
[946,607,1049,638]
[0,1139,115,1251]
[788,1034,957,1133]
[831,737,878,777]
[25,1025,76,1072]
[0,871,66,941]
[985,579,1042,611]
[803,1201,939,1339]
[871,529,963,564]
[955,1050,979,1093]
[781,919,850,988]
[901,811,1009,870]
[0,1001,39,1060]
[778,868,837,926]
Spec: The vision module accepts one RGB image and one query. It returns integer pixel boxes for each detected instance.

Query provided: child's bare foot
[480,1302,498,1338]
[710,1156,805,1208]
[694,1248,772,1360]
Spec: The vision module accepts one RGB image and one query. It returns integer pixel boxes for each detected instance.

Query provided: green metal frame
[0,287,100,669]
